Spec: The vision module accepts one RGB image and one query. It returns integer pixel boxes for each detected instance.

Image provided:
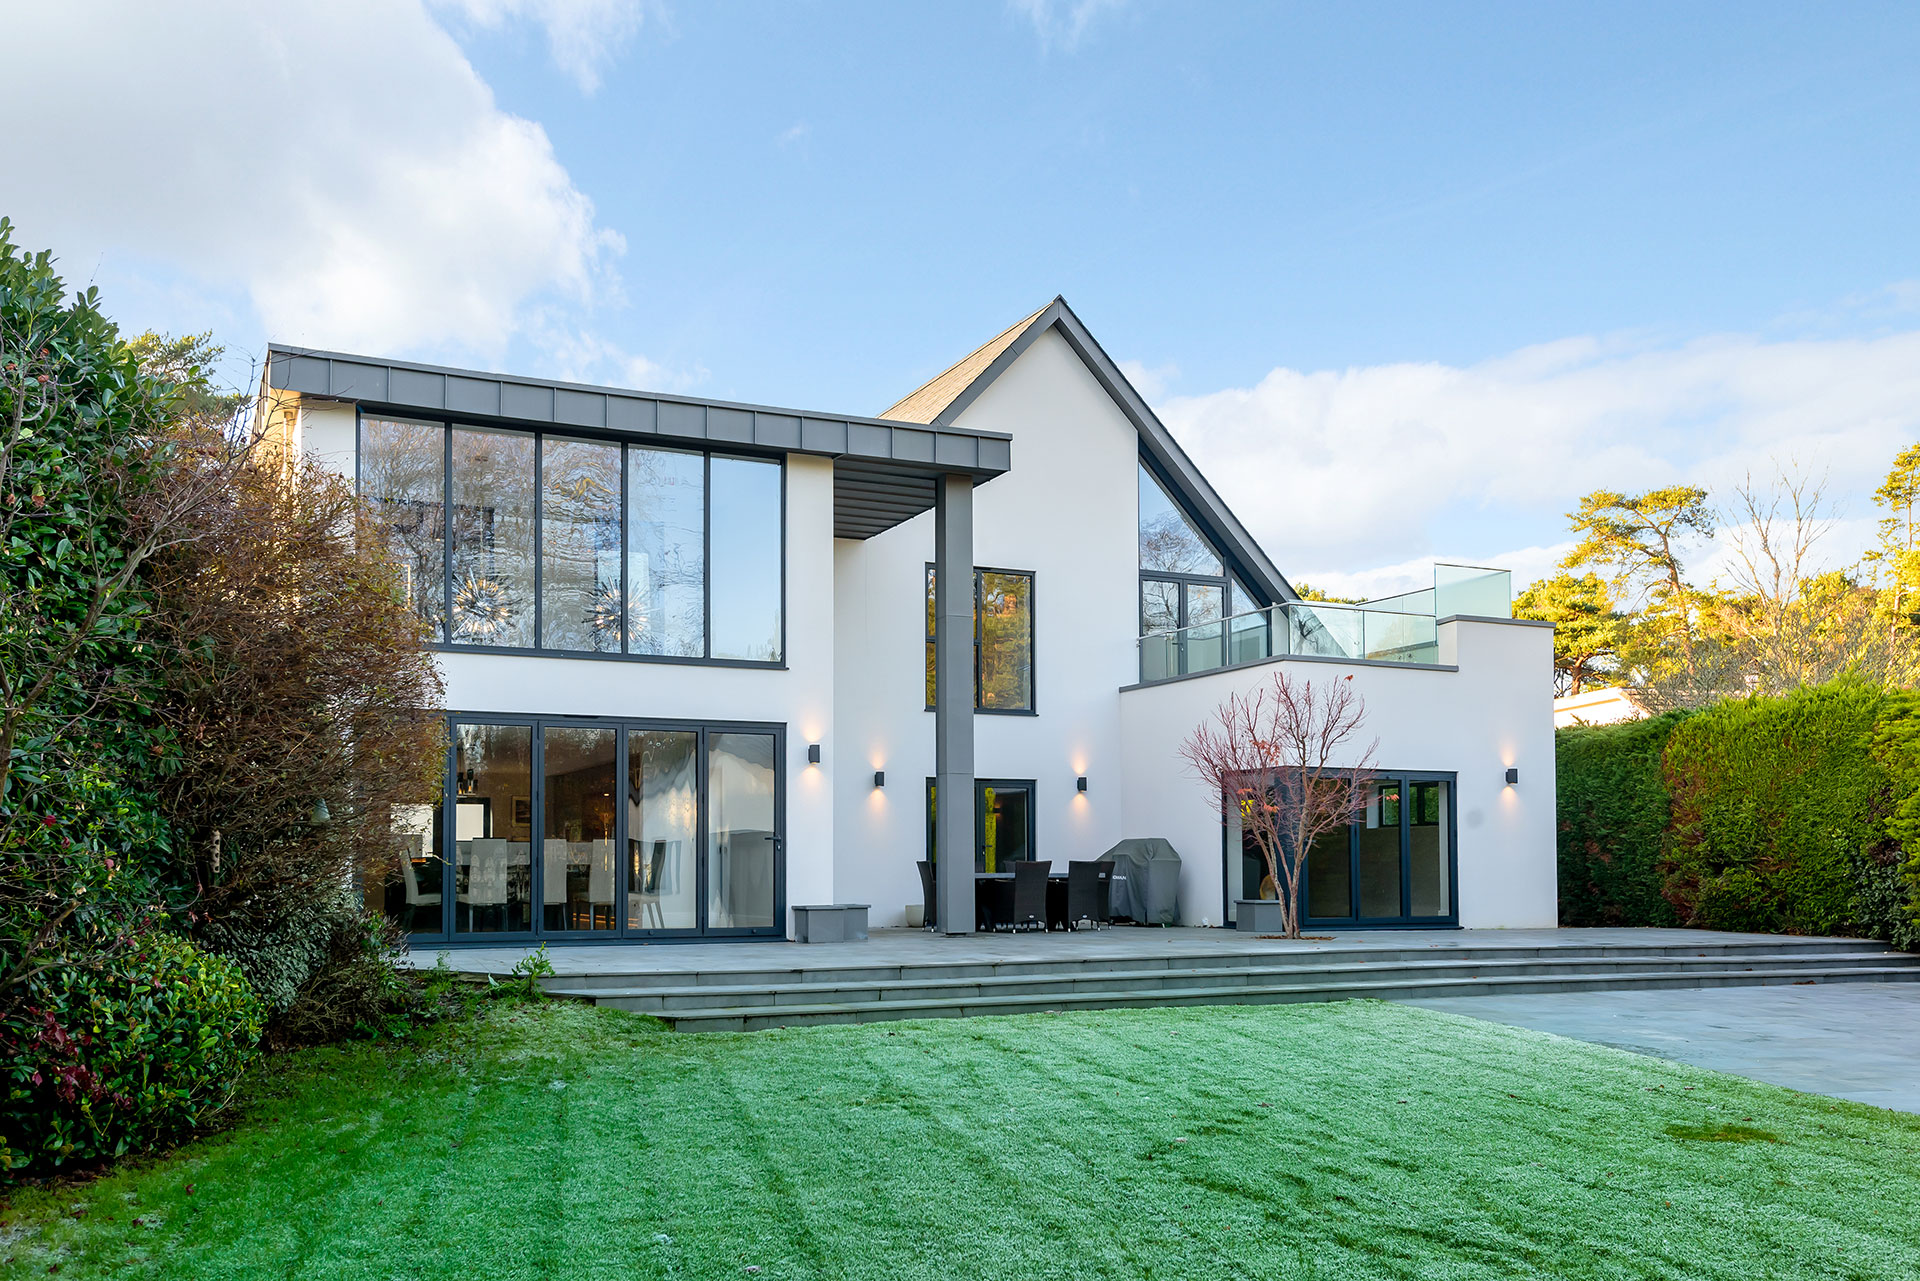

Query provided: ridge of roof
[888,297,1297,605]
[879,302,1051,424]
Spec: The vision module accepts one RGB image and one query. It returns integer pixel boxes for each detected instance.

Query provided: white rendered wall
[296,400,357,481]
[833,328,1140,923]
[298,403,837,937]
[1115,618,1559,928]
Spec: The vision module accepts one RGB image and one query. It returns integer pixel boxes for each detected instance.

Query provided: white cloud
[1157,327,1920,593]
[1118,358,1178,402]
[0,0,627,361]
[1009,0,1128,50]
[430,0,656,95]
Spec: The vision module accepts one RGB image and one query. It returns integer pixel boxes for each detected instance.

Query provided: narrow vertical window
[709,455,783,662]
[450,427,536,647]
[626,446,706,657]
[357,417,446,641]
[540,437,623,652]
[452,722,534,934]
[925,566,1034,712]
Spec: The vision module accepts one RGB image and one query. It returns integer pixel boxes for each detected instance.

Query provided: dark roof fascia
[927,299,1297,604]
[265,344,1011,480]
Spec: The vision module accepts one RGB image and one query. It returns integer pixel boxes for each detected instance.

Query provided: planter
[792,903,870,944]
[904,903,926,930]
[1235,898,1288,934]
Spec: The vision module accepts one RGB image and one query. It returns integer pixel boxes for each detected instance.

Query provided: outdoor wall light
[873,770,886,788]
[1505,767,1519,785]
[1077,775,1089,793]
[807,743,821,765]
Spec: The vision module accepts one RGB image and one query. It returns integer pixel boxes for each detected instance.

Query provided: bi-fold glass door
[1227,770,1456,927]
[387,716,783,942]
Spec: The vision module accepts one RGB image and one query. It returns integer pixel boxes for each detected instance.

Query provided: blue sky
[6,1,1920,593]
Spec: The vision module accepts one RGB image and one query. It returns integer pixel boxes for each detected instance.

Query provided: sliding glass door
[386,716,784,942]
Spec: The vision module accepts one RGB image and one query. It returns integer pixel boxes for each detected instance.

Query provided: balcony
[1136,564,1512,684]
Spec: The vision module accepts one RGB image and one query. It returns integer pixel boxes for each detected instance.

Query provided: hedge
[1555,711,1691,927]
[1557,677,1920,942]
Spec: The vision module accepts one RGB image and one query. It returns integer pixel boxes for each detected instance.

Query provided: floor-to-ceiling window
[1227,770,1458,927]
[388,716,784,942]
[1138,459,1259,677]
[358,415,783,666]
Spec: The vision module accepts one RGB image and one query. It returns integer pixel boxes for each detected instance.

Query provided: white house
[266,298,1556,944]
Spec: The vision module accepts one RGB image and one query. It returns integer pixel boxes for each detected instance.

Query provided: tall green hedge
[1556,712,1690,927]
[1556,677,1920,942]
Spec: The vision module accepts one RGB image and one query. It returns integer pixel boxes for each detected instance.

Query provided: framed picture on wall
[511,796,531,836]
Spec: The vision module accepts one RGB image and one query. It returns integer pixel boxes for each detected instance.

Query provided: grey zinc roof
[265,344,1011,539]
[881,298,1297,605]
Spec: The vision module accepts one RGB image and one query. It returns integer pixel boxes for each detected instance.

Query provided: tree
[1866,444,1920,639]
[1562,486,1713,680]
[1180,671,1377,939]
[1513,572,1626,695]
[140,425,446,1006]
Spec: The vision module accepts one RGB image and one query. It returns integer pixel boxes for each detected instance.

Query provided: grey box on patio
[791,904,870,944]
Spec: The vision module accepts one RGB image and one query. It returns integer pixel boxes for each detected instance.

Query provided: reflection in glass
[1138,461,1221,575]
[628,730,698,931]
[453,723,533,934]
[978,571,1033,711]
[1409,780,1451,917]
[1141,579,1180,634]
[541,437,622,652]
[1184,583,1226,672]
[708,732,777,929]
[450,427,536,646]
[980,784,1033,872]
[542,726,616,931]
[627,447,705,657]
[1306,827,1352,920]
[358,417,446,640]
[710,457,783,661]
[380,801,443,934]
[1358,781,1403,918]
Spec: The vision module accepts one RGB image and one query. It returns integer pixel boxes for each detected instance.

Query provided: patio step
[543,944,1920,1030]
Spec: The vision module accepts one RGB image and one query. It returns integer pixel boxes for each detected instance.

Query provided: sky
[4,1,1920,597]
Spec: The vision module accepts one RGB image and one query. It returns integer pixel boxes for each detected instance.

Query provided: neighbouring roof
[263,344,1011,540]
[881,298,1297,604]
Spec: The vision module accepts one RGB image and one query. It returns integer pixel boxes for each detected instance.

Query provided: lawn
[5,999,1919,1280]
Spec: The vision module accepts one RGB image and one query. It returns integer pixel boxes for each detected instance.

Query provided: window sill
[922,706,1039,717]
[429,643,786,671]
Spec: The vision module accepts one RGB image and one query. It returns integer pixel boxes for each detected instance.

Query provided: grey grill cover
[1103,838,1181,925]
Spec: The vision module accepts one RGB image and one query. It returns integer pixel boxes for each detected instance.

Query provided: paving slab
[1405,983,1920,1113]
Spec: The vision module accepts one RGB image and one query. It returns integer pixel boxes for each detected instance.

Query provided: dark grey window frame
[357,409,787,670]
[1138,453,1265,636]
[924,776,1039,871]
[399,710,786,945]
[1219,767,1460,929]
[923,563,1037,716]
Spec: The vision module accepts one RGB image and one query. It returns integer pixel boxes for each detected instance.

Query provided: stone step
[551,949,1917,1012]
[638,965,1920,1032]
[535,936,1892,993]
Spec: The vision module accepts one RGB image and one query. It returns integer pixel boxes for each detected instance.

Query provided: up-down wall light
[873,770,886,788]
[1504,767,1519,786]
[807,743,821,765]
[1077,776,1089,793]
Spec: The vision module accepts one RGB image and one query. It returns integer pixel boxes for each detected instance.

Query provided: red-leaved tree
[1180,671,1378,938]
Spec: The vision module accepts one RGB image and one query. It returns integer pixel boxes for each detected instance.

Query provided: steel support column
[933,473,976,935]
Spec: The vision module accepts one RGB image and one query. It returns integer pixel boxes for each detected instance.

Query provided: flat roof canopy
[267,345,1012,539]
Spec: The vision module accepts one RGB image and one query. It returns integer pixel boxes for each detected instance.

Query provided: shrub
[271,907,421,1047]
[1555,711,1690,927]
[0,932,262,1174]
[1663,678,1885,935]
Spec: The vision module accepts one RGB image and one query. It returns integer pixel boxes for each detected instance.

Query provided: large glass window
[627,446,705,657]
[708,731,778,930]
[453,723,534,934]
[925,567,1036,712]
[1139,461,1221,575]
[541,437,622,652]
[359,417,447,640]
[709,456,783,662]
[542,726,617,932]
[629,730,698,931]
[1409,780,1452,917]
[450,427,537,647]
[1138,459,1256,650]
[357,417,783,665]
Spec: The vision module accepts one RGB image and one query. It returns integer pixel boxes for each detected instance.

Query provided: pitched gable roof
[884,298,1297,605]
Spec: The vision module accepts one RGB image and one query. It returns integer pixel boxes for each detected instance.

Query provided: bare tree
[1180,671,1377,938]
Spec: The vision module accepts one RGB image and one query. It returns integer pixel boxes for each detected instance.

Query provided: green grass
[6,999,1920,1279]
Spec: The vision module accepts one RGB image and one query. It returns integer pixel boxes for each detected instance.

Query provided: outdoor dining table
[974,870,1070,931]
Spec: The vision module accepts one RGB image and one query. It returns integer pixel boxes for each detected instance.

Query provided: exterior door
[395,715,784,942]
[1301,772,1456,927]
[925,777,1038,871]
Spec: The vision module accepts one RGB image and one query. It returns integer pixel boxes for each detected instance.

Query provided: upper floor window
[358,415,782,664]
[925,566,1035,713]
[1139,460,1249,635]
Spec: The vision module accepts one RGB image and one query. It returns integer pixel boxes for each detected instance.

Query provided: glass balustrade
[1135,564,1511,683]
